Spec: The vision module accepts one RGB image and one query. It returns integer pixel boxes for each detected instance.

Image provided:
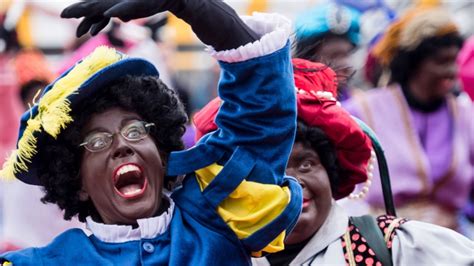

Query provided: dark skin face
[408,45,460,103]
[79,107,164,225]
[285,142,333,245]
[315,36,355,90]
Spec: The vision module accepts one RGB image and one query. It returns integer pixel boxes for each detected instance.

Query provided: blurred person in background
[293,2,361,101]
[344,5,473,233]
[13,49,53,107]
[0,48,84,252]
[1,3,84,252]
[363,34,389,89]
[333,0,397,90]
[194,59,474,266]
[0,10,24,252]
[0,10,22,170]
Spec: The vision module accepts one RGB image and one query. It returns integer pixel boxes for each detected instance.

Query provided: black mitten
[61,0,258,51]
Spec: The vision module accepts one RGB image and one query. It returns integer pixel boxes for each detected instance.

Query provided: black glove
[61,0,172,37]
[61,0,258,51]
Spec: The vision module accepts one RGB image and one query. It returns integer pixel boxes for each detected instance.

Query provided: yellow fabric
[343,230,356,266]
[2,262,12,266]
[0,46,124,180]
[0,0,12,14]
[373,7,458,66]
[417,0,441,7]
[247,0,268,15]
[16,8,33,49]
[195,163,290,255]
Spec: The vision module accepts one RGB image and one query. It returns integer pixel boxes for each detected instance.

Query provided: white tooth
[117,165,140,177]
[120,167,126,175]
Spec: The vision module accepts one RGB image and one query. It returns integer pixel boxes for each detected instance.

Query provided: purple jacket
[344,85,473,212]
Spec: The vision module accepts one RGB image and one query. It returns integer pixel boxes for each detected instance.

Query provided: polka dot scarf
[341,215,408,266]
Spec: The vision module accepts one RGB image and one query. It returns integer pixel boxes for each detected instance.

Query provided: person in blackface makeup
[344,5,472,232]
[194,58,474,266]
[293,3,361,101]
[0,0,302,265]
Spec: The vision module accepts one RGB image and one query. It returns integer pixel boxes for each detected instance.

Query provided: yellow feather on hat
[0,46,125,181]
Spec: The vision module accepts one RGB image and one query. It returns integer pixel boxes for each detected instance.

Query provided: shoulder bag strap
[350,215,393,266]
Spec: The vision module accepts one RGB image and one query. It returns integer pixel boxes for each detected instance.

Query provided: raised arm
[62,0,297,183]
[62,0,302,256]
[193,13,296,184]
[168,12,301,255]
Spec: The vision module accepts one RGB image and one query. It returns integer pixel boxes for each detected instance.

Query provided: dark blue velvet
[2,43,302,265]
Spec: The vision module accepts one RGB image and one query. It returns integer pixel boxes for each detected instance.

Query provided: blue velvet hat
[0,46,159,185]
[295,3,361,46]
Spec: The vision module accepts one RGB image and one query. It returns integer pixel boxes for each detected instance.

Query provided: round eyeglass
[79,120,155,152]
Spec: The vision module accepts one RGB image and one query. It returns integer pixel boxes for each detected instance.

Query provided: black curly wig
[37,75,188,222]
[295,120,339,196]
[389,32,464,86]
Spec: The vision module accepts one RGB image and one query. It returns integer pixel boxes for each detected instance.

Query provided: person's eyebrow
[120,116,143,126]
[293,151,319,161]
[84,115,143,135]
[83,127,109,137]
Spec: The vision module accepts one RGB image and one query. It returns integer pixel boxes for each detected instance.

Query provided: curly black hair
[295,120,339,196]
[37,75,188,222]
[389,32,464,85]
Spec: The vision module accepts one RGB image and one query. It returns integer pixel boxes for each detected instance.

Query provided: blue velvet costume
[1,24,302,264]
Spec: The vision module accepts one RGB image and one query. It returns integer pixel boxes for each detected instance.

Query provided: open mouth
[113,163,148,199]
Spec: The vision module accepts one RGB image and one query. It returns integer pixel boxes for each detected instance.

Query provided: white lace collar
[86,197,175,243]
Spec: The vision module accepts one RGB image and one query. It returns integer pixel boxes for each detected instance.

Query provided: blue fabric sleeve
[167,42,297,186]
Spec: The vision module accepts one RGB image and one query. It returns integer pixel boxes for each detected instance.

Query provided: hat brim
[15,58,159,185]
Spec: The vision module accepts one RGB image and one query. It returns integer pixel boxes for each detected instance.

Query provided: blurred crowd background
[0,0,473,253]
[1,0,473,114]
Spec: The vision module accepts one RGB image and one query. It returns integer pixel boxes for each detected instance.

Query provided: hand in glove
[61,0,178,37]
[61,0,258,51]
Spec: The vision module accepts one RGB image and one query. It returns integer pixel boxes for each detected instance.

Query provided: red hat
[194,58,373,199]
[14,49,54,89]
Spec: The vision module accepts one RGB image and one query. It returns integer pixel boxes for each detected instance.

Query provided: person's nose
[111,134,135,159]
[286,168,306,189]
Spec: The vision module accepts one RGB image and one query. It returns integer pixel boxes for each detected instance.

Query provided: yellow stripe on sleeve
[195,163,290,255]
